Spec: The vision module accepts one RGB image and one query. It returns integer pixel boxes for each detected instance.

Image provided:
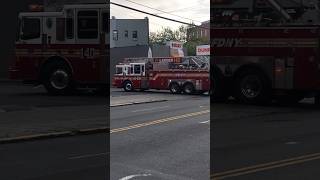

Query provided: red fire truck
[212,0,320,104]
[9,4,108,95]
[112,56,210,94]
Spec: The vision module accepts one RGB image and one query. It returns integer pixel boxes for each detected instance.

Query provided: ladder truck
[212,0,320,104]
[112,56,210,94]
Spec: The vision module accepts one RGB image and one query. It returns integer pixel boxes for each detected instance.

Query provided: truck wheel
[43,62,73,95]
[169,82,181,94]
[234,69,271,104]
[183,83,195,95]
[123,81,133,92]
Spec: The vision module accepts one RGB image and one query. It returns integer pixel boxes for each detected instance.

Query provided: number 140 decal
[82,48,95,59]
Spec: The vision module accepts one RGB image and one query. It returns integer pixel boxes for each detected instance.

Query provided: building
[110,17,150,80]
[187,21,210,42]
[110,17,149,48]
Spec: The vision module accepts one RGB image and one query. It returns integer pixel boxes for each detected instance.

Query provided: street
[0,134,108,180]
[110,89,210,180]
[0,82,108,180]
[0,83,210,180]
[211,99,320,180]
[4,81,320,180]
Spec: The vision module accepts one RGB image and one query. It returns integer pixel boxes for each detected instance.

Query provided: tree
[149,26,187,45]
[149,25,209,55]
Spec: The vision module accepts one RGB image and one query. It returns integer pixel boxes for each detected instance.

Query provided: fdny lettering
[212,38,242,47]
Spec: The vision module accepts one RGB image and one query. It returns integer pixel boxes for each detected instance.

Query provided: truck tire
[43,62,73,95]
[123,81,133,92]
[183,82,195,95]
[169,82,181,94]
[211,68,229,102]
[234,69,271,104]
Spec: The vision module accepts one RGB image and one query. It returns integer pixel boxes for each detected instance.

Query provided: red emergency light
[29,4,44,12]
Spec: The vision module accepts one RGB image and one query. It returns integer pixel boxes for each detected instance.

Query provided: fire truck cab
[10,4,109,95]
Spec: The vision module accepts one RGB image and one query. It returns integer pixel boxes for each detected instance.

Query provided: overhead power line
[121,0,202,23]
[110,2,210,30]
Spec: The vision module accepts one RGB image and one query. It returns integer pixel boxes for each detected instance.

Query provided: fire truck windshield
[116,67,123,74]
[21,17,41,40]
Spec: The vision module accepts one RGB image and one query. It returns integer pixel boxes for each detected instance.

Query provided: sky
[110,0,210,32]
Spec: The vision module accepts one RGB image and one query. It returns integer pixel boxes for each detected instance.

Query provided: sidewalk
[0,78,21,84]
[0,105,107,143]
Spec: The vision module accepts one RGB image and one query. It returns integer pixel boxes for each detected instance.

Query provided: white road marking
[200,120,210,124]
[131,106,170,113]
[33,85,43,89]
[69,153,107,160]
[119,174,152,180]
[286,141,299,145]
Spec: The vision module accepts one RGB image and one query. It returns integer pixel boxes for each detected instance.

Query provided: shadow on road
[211,98,320,110]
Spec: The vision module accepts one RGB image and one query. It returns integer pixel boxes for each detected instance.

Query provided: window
[21,18,40,40]
[66,18,74,39]
[77,11,98,39]
[102,13,108,33]
[116,67,123,74]
[56,18,66,41]
[132,30,138,40]
[113,30,118,41]
[124,30,128,38]
[134,64,141,74]
[130,67,133,74]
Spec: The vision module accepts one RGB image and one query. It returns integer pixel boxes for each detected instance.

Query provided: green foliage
[149,26,187,45]
[149,25,209,56]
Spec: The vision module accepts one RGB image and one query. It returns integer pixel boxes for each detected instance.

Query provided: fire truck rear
[112,56,210,94]
[212,0,320,104]
[9,4,108,95]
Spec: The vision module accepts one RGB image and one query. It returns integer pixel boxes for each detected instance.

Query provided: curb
[110,99,167,107]
[0,127,109,144]
[0,79,22,85]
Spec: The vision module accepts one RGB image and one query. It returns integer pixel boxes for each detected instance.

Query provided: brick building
[187,20,210,42]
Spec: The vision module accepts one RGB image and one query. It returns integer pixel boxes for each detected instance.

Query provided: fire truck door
[99,10,109,84]
[99,33,107,84]
[75,9,100,82]
[140,64,149,89]
[43,17,56,44]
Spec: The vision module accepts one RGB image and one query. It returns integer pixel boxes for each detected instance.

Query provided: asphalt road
[4,83,320,179]
[0,84,210,180]
[0,83,108,180]
[0,134,108,180]
[110,90,210,180]
[211,100,320,180]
